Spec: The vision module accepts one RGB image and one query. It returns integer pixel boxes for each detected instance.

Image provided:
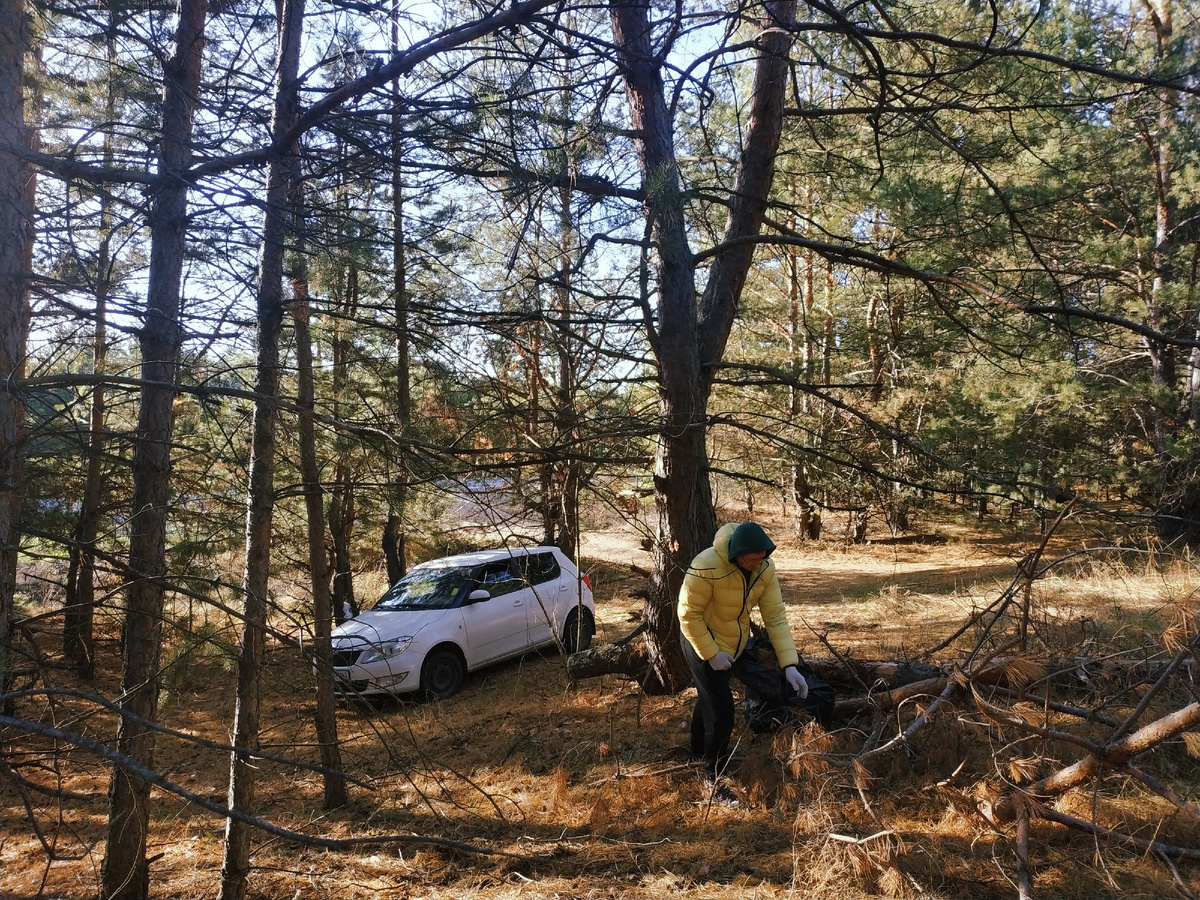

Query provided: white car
[328,546,595,699]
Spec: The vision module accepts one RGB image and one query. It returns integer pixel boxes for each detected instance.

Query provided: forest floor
[4,504,1199,900]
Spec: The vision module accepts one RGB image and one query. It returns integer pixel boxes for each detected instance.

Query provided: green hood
[726,521,776,561]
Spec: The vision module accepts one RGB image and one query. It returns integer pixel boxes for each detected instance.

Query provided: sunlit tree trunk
[608,0,795,692]
[787,196,820,540]
[102,0,207,895]
[1141,0,1174,460]
[294,258,348,810]
[218,0,306,893]
[1134,0,1198,539]
[522,293,551,543]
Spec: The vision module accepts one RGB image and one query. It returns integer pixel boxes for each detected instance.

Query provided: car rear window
[521,552,561,586]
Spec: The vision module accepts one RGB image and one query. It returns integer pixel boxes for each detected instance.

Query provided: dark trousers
[681,637,754,777]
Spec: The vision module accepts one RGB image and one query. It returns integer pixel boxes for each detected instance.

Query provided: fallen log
[566,632,649,682]
[835,675,951,716]
[569,634,1183,696]
[567,628,945,690]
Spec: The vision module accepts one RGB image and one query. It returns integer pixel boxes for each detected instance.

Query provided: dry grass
[4,510,1199,899]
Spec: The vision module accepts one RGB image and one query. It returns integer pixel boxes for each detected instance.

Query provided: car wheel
[421,647,465,699]
[563,607,594,653]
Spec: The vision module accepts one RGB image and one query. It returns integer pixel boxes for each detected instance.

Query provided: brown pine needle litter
[5,514,1199,899]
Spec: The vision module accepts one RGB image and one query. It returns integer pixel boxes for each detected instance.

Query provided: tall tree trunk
[63,274,107,679]
[219,0,305,893]
[293,261,348,811]
[555,178,579,558]
[64,23,117,678]
[329,267,357,622]
[1137,1,1196,539]
[787,187,820,540]
[867,288,884,403]
[101,0,207,895]
[385,0,410,583]
[1132,0,1171,458]
[609,0,795,692]
[609,0,709,693]
[0,0,33,716]
[533,297,558,548]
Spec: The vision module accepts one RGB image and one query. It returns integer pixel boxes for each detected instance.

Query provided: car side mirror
[467,588,491,603]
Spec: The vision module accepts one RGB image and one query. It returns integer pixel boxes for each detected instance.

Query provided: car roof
[413,546,565,569]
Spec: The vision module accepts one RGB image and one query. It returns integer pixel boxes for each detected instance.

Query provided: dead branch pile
[569,525,1200,898]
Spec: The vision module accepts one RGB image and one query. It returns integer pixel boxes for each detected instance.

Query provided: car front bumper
[330,659,419,697]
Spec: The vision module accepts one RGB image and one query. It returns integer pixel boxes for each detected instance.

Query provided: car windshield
[373,565,471,611]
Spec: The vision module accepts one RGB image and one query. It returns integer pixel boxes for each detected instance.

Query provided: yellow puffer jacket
[677,522,799,667]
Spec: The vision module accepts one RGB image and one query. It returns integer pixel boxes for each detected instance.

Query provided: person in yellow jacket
[678,521,807,788]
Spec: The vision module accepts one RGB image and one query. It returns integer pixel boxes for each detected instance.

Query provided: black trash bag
[737,632,835,732]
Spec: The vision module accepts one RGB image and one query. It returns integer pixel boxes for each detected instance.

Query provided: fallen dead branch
[1034,804,1200,861]
[985,701,1200,825]
[856,679,960,760]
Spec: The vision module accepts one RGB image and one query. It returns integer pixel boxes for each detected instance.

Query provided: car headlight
[358,637,413,664]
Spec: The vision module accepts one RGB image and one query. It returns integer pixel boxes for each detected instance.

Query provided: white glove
[785,665,809,698]
[708,651,734,671]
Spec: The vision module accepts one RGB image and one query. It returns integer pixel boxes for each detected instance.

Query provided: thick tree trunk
[382,514,404,586]
[0,0,33,717]
[608,0,795,693]
[609,0,708,693]
[1135,3,1200,542]
[102,0,207,896]
[219,1,305,894]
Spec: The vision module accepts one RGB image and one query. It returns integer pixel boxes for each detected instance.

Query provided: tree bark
[608,0,796,692]
[0,0,33,717]
[102,0,207,896]
[554,176,580,559]
[329,260,357,624]
[329,465,356,622]
[219,0,305,893]
[294,275,348,811]
[608,0,706,692]
[387,0,410,581]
